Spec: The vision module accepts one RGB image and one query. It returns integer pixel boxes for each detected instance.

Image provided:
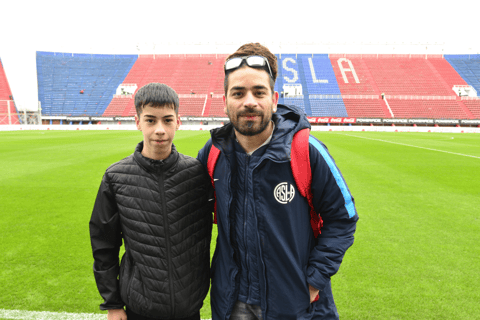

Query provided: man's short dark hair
[224,43,278,95]
[134,83,179,116]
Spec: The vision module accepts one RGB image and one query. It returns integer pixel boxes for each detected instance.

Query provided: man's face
[224,66,278,137]
[135,104,179,160]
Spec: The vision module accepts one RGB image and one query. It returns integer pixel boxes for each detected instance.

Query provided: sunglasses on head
[224,55,274,79]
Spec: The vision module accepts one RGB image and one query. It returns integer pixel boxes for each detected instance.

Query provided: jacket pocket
[296,302,317,320]
[119,255,135,303]
[122,261,151,313]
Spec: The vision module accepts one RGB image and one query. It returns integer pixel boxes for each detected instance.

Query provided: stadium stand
[33,51,480,121]
[178,95,208,117]
[328,54,479,119]
[105,55,225,116]
[102,96,131,117]
[208,96,225,117]
[309,98,347,117]
[360,55,453,96]
[103,54,227,117]
[445,55,480,97]
[342,97,388,118]
[387,98,470,119]
[0,59,12,100]
[304,55,342,95]
[329,55,391,117]
[276,54,304,106]
[427,57,468,91]
[277,54,351,116]
[36,52,137,116]
[284,97,306,113]
[461,98,480,118]
[330,54,379,95]
[0,58,19,124]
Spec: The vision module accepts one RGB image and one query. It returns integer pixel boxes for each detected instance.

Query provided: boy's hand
[309,284,319,303]
[107,309,127,320]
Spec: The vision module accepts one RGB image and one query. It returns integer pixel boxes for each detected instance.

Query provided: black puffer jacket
[90,142,212,318]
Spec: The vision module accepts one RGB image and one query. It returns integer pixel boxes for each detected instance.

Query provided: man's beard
[227,106,272,137]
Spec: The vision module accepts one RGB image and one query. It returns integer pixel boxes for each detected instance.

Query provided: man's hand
[107,309,127,320]
[309,284,319,303]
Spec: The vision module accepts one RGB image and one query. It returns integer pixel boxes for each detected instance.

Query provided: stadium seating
[36,52,137,116]
[178,96,207,117]
[445,55,480,97]
[461,99,480,118]
[102,96,132,117]
[32,51,480,121]
[387,99,470,119]
[0,58,19,124]
[284,97,306,113]
[0,100,19,125]
[208,97,225,117]
[330,54,379,96]
[303,55,342,95]
[363,55,453,96]
[103,54,227,117]
[0,58,12,100]
[342,98,388,118]
[276,54,352,116]
[310,98,347,117]
[427,58,468,91]
[329,54,455,96]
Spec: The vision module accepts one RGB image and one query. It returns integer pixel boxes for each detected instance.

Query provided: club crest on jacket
[274,182,296,204]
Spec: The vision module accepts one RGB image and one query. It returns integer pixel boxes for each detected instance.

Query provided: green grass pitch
[1,130,479,319]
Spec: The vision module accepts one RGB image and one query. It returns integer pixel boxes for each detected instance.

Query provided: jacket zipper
[223,154,237,319]
[244,155,250,294]
[252,159,271,319]
[159,169,175,315]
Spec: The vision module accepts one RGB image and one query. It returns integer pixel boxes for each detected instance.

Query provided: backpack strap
[291,128,323,237]
[207,144,221,224]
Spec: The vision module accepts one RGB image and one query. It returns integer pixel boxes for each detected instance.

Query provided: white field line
[0,309,211,320]
[341,134,480,159]
[0,309,106,320]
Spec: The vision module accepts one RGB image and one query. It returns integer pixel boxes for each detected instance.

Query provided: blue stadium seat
[445,55,480,97]
[275,54,348,116]
[36,51,137,116]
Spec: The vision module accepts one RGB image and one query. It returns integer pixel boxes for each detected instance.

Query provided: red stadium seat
[0,59,19,124]
[102,54,228,117]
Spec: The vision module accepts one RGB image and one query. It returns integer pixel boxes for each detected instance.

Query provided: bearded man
[197,43,358,320]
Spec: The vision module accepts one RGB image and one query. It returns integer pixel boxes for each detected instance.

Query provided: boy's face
[135,103,179,160]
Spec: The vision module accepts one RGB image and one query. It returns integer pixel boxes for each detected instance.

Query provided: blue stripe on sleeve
[309,136,356,218]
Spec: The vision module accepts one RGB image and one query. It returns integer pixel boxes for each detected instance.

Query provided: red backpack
[206,128,323,237]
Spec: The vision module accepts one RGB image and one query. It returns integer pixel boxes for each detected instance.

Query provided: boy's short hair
[134,83,179,116]
[224,43,278,95]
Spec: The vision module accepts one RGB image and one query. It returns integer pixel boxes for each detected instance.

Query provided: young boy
[89,83,212,320]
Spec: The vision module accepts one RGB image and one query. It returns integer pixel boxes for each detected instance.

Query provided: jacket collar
[210,104,311,161]
[133,141,179,173]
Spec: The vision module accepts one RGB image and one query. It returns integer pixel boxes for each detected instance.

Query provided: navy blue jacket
[197,104,358,319]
